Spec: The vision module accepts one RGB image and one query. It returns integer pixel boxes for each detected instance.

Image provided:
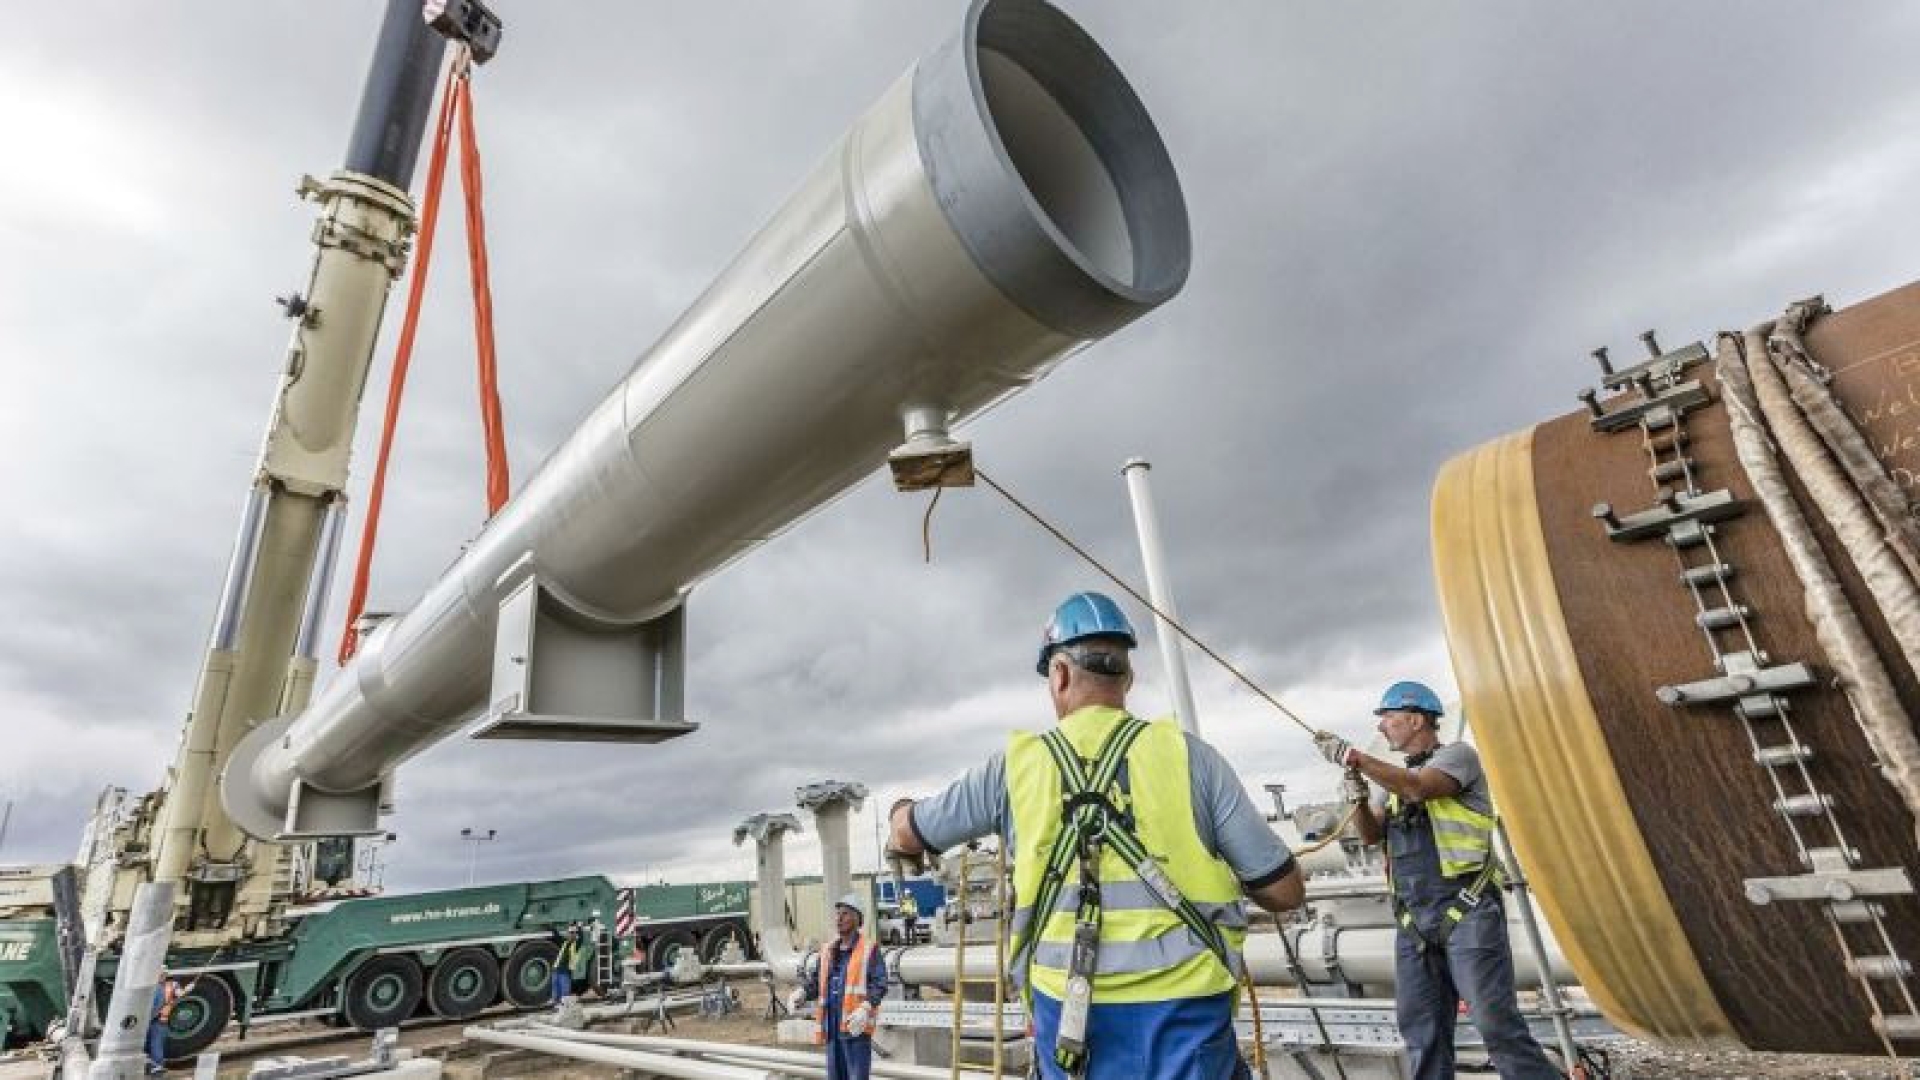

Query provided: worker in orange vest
[791,894,887,1080]
[146,969,181,1075]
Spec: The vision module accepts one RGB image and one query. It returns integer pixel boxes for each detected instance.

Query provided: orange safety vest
[157,981,181,1022]
[812,933,877,1044]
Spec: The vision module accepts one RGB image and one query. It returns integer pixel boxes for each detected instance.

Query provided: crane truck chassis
[0,874,762,1060]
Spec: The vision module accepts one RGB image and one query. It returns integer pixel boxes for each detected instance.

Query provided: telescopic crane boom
[148,0,498,946]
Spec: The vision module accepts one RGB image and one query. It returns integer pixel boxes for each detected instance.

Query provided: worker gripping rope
[1316,682,1562,1080]
[888,592,1305,1078]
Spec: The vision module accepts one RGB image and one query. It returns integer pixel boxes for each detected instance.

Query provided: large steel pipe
[223,0,1188,840]
[1432,281,1920,1054]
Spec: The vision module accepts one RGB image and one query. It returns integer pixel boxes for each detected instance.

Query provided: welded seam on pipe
[1770,298,1920,586]
[1718,330,1920,845]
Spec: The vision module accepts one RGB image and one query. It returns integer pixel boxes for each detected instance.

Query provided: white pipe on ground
[525,1025,984,1080]
[883,923,1576,991]
[466,1027,772,1080]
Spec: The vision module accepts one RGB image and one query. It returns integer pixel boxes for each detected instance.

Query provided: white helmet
[834,892,865,922]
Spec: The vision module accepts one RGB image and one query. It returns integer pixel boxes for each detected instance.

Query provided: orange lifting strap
[338,50,511,666]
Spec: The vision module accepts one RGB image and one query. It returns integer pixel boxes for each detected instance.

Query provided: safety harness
[1007,715,1239,1075]
[1384,794,1503,954]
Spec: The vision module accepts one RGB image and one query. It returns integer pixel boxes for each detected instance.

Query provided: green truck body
[0,918,65,1048]
[1,875,628,1059]
[1,874,766,1058]
[621,880,756,972]
[629,881,750,921]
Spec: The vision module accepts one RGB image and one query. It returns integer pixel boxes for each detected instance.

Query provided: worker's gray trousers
[1395,899,1562,1079]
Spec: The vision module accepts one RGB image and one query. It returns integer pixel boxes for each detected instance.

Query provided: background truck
[2,869,624,1059]
[621,881,757,972]
[874,878,944,946]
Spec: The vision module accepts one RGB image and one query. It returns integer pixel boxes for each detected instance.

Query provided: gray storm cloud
[4,2,1919,888]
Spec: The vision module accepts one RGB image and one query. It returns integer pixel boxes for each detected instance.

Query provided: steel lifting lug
[1588,375,1712,433]
[1655,660,1816,708]
[1595,487,1745,543]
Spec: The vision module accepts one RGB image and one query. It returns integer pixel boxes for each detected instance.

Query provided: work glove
[1313,730,1356,768]
[786,987,809,1015]
[884,798,931,875]
[1342,767,1370,806]
[845,1002,873,1037]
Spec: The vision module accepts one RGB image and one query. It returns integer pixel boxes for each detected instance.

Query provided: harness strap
[1389,819,1504,952]
[1014,718,1240,983]
[1008,718,1148,989]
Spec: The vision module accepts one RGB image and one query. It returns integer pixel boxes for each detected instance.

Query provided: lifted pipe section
[223,0,1188,840]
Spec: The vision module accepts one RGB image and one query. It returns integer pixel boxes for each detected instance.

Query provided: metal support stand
[1496,825,1581,1071]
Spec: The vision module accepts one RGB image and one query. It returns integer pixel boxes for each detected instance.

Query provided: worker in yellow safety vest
[1319,681,1561,1079]
[899,889,920,943]
[889,592,1305,1078]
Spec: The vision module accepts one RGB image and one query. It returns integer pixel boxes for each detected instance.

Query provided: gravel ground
[1591,1038,1914,1079]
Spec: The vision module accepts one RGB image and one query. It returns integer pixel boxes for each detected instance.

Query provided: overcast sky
[4,2,1919,893]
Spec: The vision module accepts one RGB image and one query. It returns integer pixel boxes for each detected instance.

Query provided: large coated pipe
[343,0,449,188]
[1433,283,1920,1053]
[224,0,1188,840]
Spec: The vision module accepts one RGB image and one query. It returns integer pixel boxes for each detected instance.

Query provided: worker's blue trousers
[823,1034,872,1080]
[145,1019,168,1072]
[1395,898,1562,1079]
[1029,990,1249,1079]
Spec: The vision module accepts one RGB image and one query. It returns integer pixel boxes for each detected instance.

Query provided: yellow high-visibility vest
[1386,790,1496,878]
[1007,706,1247,1003]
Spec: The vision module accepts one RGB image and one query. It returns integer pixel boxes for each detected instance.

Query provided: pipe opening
[971,0,1187,300]
[916,0,1189,338]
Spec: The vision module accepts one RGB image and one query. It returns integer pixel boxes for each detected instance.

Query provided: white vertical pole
[89,881,174,1080]
[1122,459,1200,735]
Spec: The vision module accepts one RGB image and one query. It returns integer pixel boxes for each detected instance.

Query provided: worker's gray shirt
[911,726,1293,885]
[1370,741,1491,816]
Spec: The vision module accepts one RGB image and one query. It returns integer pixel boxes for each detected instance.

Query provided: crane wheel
[502,940,558,1009]
[343,955,424,1030]
[427,948,500,1019]
[646,928,697,972]
[160,977,233,1062]
[698,923,744,963]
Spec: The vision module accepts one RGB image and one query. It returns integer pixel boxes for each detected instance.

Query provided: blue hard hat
[1036,592,1138,675]
[1375,680,1444,717]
